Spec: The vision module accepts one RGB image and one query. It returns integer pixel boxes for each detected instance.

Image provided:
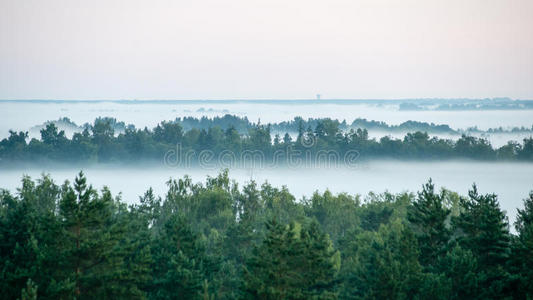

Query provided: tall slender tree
[452,184,512,298]
[408,179,451,269]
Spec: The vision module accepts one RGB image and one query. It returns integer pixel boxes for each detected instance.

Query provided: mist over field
[2,97,533,234]
[2,161,532,225]
[1,100,533,146]
[1,99,533,212]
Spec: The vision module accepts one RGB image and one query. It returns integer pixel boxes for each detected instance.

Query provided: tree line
[1,171,533,299]
[178,115,457,134]
[28,115,533,136]
[1,116,533,164]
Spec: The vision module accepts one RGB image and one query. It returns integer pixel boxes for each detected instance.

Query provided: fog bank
[1,160,531,226]
[2,101,533,139]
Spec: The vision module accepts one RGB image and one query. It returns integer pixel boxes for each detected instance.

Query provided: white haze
[1,161,532,228]
[1,102,533,145]
[1,101,532,227]
[278,130,533,148]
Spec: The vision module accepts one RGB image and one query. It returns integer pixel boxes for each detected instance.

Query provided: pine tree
[244,219,338,300]
[56,172,138,299]
[511,191,533,298]
[452,184,511,298]
[340,220,424,299]
[107,190,153,299]
[408,179,451,269]
[0,187,41,300]
[0,175,63,300]
[436,244,478,299]
[299,221,339,299]
[220,221,255,299]
[150,214,207,299]
[243,219,304,299]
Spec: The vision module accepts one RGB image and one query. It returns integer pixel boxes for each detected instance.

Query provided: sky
[1,0,532,100]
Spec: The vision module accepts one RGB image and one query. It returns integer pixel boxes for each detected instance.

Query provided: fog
[1,101,533,140]
[1,161,532,227]
[278,130,533,148]
[364,131,533,148]
[2,100,533,226]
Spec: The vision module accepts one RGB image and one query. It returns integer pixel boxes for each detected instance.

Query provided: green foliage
[243,219,338,299]
[340,220,425,299]
[452,185,512,298]
[1,172,531,299]
[511,192,533,298]
[2,116,533,164]
[20,278,38,300]
[150,215,208,299]
[408,179,451,269]
[305,190,360,245]
[435,244,478,299]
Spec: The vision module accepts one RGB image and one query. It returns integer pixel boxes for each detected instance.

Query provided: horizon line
[0,97,530,102]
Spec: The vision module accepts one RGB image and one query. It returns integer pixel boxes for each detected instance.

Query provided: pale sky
[1,0,532,100]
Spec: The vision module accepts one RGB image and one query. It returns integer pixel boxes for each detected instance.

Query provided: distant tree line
[1,171,533,299]
[1,116,533,164]
[29,115,463,135]
[27,115,533,138]
[29,117,133,134]
[398,98,533,111]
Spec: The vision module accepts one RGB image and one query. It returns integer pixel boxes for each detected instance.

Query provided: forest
[1,170,532,299]
[1,116,533,165]
[27,115,533,136]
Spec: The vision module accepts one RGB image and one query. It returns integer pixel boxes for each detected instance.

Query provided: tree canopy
[1,116,533,165]
[1,171,532,299]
